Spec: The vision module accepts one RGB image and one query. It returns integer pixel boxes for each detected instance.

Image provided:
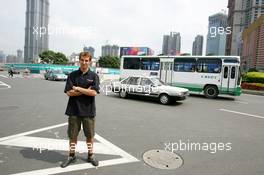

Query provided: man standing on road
[61,52,100,168]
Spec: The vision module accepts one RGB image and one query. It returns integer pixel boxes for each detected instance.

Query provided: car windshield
[53,70,63,74]
[150,78,165,86]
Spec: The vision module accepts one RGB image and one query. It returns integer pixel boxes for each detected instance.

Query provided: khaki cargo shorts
[67,116,95,139]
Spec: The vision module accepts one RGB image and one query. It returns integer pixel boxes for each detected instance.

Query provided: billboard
[120,47,154,57]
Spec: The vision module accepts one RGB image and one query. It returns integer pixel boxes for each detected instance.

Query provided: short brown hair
[79,52,92,61]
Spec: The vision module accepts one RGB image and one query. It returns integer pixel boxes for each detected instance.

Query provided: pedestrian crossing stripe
[0,80,11,89]
[0,122,139,175]
[0,75,8,78]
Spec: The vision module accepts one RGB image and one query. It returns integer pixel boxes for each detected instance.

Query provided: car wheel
[204,85,219,99]
[159,94,170,105]
[119,89,127,98]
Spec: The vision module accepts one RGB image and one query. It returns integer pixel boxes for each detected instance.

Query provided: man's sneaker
[61,156,77,168]
[87,155,99,166]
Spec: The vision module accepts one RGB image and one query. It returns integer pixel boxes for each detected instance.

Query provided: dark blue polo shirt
[64,69,100,117]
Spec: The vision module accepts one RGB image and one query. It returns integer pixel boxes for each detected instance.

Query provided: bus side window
[224,67,228,78]
[141,58,160,70]
[124,58,140,69]
[237,67,241,85]
[231,67,235,79]
[196,58,221,73]
[191,65,195,72]
[174,58,196,72]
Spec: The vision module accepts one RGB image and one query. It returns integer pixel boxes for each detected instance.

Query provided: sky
[0,0,228,57]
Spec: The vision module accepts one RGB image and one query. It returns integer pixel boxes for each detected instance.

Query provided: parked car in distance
[23,68,30,75]
[111,76,189,105]
[44,69,67,81]
[63,69,75,75]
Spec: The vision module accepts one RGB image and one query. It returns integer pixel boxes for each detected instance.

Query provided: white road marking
[0,136,120,156]
[0,81,11,89]
[0,75,8,78]
[219,109,264,119]
[0,122,139,175]
[10,157,131,175]
[0,123,68,142]
[234,101,249,104]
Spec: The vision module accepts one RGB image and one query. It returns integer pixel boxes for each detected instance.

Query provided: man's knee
[68,116,81,139]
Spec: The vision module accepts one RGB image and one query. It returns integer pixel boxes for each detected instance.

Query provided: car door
[140,78,156,97]
[127,77,141,95]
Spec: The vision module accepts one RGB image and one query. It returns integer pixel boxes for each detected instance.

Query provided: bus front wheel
[204,85,219,99]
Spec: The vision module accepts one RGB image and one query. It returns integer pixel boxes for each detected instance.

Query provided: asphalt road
[0,73,264,175]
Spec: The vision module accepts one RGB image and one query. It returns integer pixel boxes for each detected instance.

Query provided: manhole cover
[143,149,183,169]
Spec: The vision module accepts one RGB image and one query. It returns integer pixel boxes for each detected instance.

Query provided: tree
[39,50,55,64]
[39,50,68,64]
[99,56,120,68]
[53,52,68,64]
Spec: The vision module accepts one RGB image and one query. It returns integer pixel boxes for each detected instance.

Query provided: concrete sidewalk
[242,89,264,96]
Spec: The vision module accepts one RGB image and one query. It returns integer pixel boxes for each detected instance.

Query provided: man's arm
[73,86,97,97]
[66,89,82,97]
[64,73,82,97]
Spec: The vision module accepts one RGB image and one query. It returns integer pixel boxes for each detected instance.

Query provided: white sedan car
[111,76,189,105]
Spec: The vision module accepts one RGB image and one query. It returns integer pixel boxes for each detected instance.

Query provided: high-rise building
[242,14,264,71]
[162,35,169,55]
[6,55,17,63]
[206,13,228,55]
[162,32,181,55]
[101,45,119,57]
[192,35,204,56]
[17,49,23,63]
[244,0,264,26]
[24,0,49,63]
[226,0,264,56]
[226,0,245,56]
[0,51,5,63]
[83,46,95,58]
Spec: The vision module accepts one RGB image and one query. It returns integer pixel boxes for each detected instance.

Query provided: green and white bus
[120,55,242,98]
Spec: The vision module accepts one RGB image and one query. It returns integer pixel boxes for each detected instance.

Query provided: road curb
[242,89,264,96]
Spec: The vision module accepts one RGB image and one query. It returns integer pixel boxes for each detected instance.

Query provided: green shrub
[243,72,264,83]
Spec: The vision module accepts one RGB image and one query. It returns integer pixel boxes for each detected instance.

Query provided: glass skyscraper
[162,32,181,55]
[192,35,204,56]
[206,13,228,56]
[24,0,49,63]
